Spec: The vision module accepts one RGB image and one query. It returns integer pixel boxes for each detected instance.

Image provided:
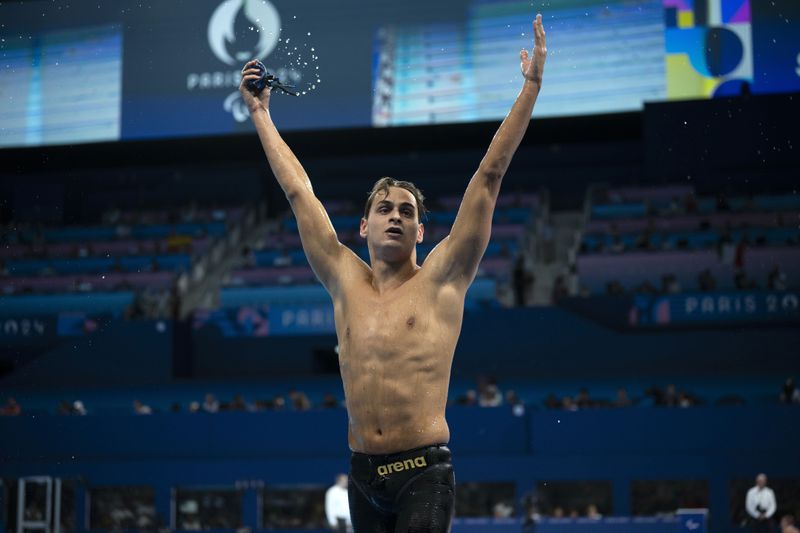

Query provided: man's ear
[416,222,424,244]
[359,217,368,238]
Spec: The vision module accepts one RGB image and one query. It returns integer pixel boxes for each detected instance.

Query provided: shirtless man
[240,14,547,532]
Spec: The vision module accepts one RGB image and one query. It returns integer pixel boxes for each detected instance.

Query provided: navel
[406,316,415,328]
[345,327,350,337]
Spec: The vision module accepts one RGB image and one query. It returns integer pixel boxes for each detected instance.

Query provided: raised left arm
[425,14,547,287]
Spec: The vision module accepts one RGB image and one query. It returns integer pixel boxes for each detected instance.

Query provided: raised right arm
[240,60,356,294]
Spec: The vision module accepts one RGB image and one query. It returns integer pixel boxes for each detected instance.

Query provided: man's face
[360,186,424,259]
[757,474,767,488]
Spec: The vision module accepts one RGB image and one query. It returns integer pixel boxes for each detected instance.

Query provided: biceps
[290,194,342,283]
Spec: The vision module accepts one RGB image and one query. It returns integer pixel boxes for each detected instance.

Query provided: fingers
[533,14,546,46]
[240,59,260,73]
[520,49,529,61]
[241,68,261,76]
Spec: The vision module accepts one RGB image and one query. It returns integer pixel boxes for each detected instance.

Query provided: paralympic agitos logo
[185,0,283,122]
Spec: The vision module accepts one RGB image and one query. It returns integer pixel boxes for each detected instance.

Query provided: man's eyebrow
[376,200,416,210]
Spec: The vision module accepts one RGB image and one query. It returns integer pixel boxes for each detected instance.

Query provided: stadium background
[0,0,799,532]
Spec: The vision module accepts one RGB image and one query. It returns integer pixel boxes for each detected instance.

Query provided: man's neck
[369,257,419,293]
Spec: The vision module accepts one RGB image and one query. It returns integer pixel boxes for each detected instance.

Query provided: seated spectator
[456,390,477,406]
[661,274,681,294]
[586,504,603,520]
[72,400,87,416]
[734,271,758,290]
[614,388,632,408]
[544,393,560,410]
[768,265,788,291]
[633,280,658,294]
[505,390,525,416]
[575,388,593,409]
[57,401,73,415]
[320,392,340,409]
[273,249,293,267]
[606,280,625,295]
[202,393,219,413]
[288,389,311,411]
[230,394,252,411]
[561,397,578,411]
[782,515,799,533]
[478,382,503,407]
[698,268,717,291]
[0,397,21,416]
[133,400,152,415]
[780,378,800,404]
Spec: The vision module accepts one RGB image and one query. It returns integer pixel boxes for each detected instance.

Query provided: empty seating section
[577,185,800,293]
[223,193,538,308]
[0,207,240,313]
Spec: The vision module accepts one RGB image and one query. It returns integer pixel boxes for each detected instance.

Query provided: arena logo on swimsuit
[376,456,427,477]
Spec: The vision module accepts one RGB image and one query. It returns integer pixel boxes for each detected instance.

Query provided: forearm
[250,105,313,199]
[480,79,541,178]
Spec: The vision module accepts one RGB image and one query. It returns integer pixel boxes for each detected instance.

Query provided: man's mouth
[386,227,403,235]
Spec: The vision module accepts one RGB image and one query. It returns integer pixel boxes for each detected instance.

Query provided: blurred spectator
[661,274,681,294]
[663,384,678,407]
[230,394,252,411]
[735,271,758,290]
[614,388,632,408]
[561,397,578,411]
[544,393,560,410]
[0,397,21,416]
[677,392,693,408]
[575,388,593,409]
[72,400,87,416]
[746,473,776,533]
[781,515,799,533]
[586,504,603,520]
[479,382,503,407]
[768,265,788,291]
[456,390,477,406]
[606,280,625,295]
[270,395,286,410]
[552,275,569,303]
[610,236,625,254]
[202,393,219,413]
[698,269,717,291]
[513,255,534,306]
[57,401,73,415]
[320,392,341,409]
[735,236,748,270]
[325,474,351,532]
[718,229,736,265]
[505,390,525,416]
[133,400,152,415]
[273,248,293,267]
[179,500,202,530]
[189,401,201,413]
[633,280,658,294]
[493,501,514,518]
[552,507,565,518]
[780,378,800,404]
[289,389,312,411]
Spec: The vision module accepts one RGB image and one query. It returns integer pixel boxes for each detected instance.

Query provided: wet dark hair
[363,177,427,222]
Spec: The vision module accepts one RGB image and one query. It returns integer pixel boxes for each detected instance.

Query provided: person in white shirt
[746,473,777,533]
[325,474,351,532]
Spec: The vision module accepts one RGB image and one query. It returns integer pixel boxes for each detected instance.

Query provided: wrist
[522,78,541,93]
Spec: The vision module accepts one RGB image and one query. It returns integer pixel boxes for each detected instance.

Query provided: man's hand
[239,59,271,113]
[520,14,547,87]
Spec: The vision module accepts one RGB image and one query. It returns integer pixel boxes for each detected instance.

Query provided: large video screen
[0,0,798,148]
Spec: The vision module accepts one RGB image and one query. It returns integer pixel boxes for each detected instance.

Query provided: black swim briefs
[348,444,455,533]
